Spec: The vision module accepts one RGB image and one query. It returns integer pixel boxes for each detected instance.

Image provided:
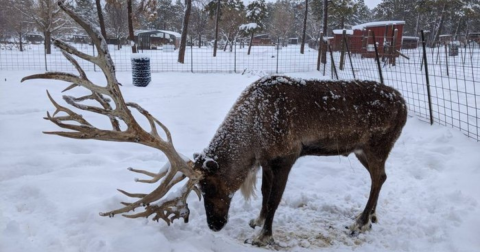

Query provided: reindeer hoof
[249,219,256,229]
[371,213,378,223]
[251,235,274,247]
[248,218,264,229]
[349,217,372,236]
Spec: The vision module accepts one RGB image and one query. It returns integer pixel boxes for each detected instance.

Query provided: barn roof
[333,29,353,35]
[353,21,405,30]
[135,30,181,38]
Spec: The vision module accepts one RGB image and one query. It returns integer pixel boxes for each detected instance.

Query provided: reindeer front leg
[249,168,271,229]
[250,157,295,247]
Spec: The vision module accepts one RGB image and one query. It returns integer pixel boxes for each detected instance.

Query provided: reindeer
[23,1,407,247]
[193,76,407,245]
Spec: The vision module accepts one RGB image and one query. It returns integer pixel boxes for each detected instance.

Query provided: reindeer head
[193,153,233,231]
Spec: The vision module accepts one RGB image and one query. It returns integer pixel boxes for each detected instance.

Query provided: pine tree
[240,0,267,55]
[356,0,372,24]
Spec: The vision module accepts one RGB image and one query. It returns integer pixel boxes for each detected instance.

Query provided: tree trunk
[178,0,192,63]
[300,0,308,54]
[127,0,137,53]
[96,0,107,40]
[44,31,51,54]
[213,0,220,57]
[18,32,24,52]
[321,0,328,64]
[247,32,254,55]
[198,34,202,48]
[430,3,447,48]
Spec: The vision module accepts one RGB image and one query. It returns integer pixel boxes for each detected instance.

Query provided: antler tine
[126,102,160,138]
[121,177,201,225]
[130,167,168,183]
[54,39,97,66]
[99,169,189,217]
[45,90,92,126]
[61,49,87,80]
[21,72,109,95]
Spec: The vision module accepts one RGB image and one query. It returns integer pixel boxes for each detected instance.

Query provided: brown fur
[194,76,407,246]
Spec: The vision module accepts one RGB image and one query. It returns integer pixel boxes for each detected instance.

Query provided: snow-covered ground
[1,70,479,252]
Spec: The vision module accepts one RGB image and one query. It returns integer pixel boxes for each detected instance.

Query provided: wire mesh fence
[1,35,479,141]
[0,39,318,74]
[322,31,479,142]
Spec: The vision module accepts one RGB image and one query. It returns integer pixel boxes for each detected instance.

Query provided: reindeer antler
[21,1,203,225]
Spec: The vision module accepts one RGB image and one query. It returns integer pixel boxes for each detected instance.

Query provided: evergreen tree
[240,0,267,55]
[356,0,372,24]
[329,0,357,29]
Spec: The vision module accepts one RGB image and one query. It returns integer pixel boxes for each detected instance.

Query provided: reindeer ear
[204,159,219,173]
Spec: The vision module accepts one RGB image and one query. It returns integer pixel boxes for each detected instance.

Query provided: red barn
[352,21,404,58]
[331,21,405,59]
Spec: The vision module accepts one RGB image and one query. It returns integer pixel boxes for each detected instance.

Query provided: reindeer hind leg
[351,148,389,234]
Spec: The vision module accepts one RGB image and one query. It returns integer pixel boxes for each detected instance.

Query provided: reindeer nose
[207,215,228,231]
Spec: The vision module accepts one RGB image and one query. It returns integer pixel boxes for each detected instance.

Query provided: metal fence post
[421,30,434,125]
[371,30,384,85]
[344,36,356,79]
[329,44,338,80]
[276,38,280,74]
[191,36,194,73]
[44,43,48,71]
[234,39,237,73]
[444,43,449,76]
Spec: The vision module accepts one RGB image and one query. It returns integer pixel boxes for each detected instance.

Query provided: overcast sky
[364,0,381,9]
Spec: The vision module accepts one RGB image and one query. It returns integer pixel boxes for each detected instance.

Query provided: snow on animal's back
[207,75,407,159]
[244,75,407,124]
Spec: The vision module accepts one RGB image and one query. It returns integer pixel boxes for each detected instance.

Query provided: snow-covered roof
[353,21,405,30]
[135,30,181,38]
[333,29,354,35]
[239,23,258,31]
[402,36,419,40]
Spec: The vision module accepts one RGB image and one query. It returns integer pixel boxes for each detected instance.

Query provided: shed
[331,29,353,51]
[438,34,453,45]
[25,33,44,44]
[402,36,419,49]
[349,21,405,58]
[252,34,273,46]
[134,30,181,50]
[467,32,480,43]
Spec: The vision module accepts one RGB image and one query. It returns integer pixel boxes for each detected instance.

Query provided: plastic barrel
[131,55,151,87]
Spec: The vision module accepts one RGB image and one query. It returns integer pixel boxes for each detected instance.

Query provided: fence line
[1,37,479,141]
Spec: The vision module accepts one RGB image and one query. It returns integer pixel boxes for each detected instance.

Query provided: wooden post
[339,30,346,70]
[317,33,323,71]
[371,30,384,85]
[391,29,398,66]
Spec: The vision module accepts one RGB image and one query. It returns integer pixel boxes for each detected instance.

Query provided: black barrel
[131,55,151,87]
